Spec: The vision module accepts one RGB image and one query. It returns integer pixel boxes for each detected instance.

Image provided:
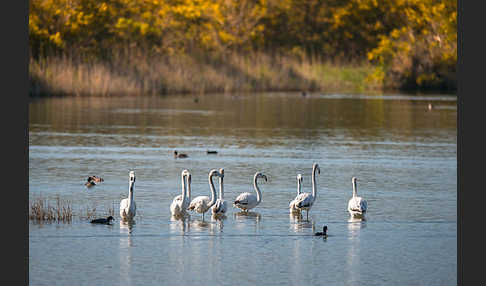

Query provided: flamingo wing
[295,193,313,208]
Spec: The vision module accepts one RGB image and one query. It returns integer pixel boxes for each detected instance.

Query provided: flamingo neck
[219,176,224,200]
[186,176,191,201]
[352,180,358,197]
[181,174,187,206]
[312,166,317,201]
[254,175,262,203]
[128,181,134,207]
[208,173,217,207]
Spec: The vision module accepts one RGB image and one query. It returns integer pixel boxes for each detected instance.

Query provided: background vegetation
[29,0,456,96]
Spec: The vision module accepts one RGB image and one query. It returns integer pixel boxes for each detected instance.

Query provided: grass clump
[29,195,116,223]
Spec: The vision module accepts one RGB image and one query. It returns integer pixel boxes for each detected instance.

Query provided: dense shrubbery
[29,0,456,93]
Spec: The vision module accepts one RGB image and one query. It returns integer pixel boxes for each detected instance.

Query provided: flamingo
[119,171,136,221]
[293,163,320,220]
[170,170,191,217]
[233,172,267,212]
[347,177,368,217]
[211,168,227,216]
[289,174,304,213]
[187,169,222,220]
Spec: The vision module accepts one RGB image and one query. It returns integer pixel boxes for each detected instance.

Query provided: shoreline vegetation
[29,194,116,223]
[29,0,456,97]
[30,51,384,97]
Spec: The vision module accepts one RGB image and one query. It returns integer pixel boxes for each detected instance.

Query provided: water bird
[428,103,434,110]
[315,226,328,237]
[207,150,218,154]
[90,216,114,225]
[293,163,320,220]
[170,170,191,217]
[187,169,223,220]
[289,174,304,214]
[174,150,188,158]
[233,172,267,212]
[85,175,104,188]
[211,168,227,216]
[120,171,137,221]
[347,177,368,217]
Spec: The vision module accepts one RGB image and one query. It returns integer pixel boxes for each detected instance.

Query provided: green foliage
[29,0,456,92]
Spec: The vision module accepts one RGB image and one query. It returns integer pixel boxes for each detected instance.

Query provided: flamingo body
[233,172,267,212]
[234,192,258,211]
[348,177,367,216]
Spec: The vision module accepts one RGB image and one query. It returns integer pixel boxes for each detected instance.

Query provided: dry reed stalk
[30,50,378,96]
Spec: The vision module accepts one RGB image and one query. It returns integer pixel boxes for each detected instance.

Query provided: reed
[29,195,73,223]
[29,195,116,223]
[29,50,380,97]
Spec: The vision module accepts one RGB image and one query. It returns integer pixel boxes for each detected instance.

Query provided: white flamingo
[170,170,191,217]
[120,171,137,221]
[293,163,320,220]
[289,174,303,213]
[347,177,368,217]
[211,168,227,216]
[233,172,267,212]
[187,169,222,220]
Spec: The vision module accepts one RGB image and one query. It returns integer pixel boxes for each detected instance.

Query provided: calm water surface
[29,92,457,285]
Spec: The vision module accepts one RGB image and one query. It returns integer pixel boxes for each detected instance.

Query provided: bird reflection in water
[190,219,211,231]
[119,220,135,235]
[234,211,261,222]
[289,212,315,233]
[233,211,261,231]
[169,214,191,234]
[347,216,366,236]
[211,214,226,232]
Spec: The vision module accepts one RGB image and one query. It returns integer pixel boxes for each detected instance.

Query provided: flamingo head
[255,172,267,182]
[297,174,303,183]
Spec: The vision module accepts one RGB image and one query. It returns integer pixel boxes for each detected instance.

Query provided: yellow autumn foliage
[29,0,456,91]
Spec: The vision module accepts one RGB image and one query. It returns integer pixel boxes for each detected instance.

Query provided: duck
[85,176,104,188]
[90,216,114,225]
[174,150,188,159]
[314,225,328,237]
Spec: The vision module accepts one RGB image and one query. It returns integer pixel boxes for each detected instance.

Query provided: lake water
[29,92,457,285]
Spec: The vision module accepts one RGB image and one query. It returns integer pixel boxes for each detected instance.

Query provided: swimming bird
[315,226,328,237]
[233,172,267,212]
[187,169,222,220]
[293,163,320,220]
[85,175,104,188]
[289,174,304,214]
[119,171,137,221]
[90,216,114,225]
[211,168,227,216]
[174,150,188,158]
[347,177,368,217]
[170,170,191,217]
